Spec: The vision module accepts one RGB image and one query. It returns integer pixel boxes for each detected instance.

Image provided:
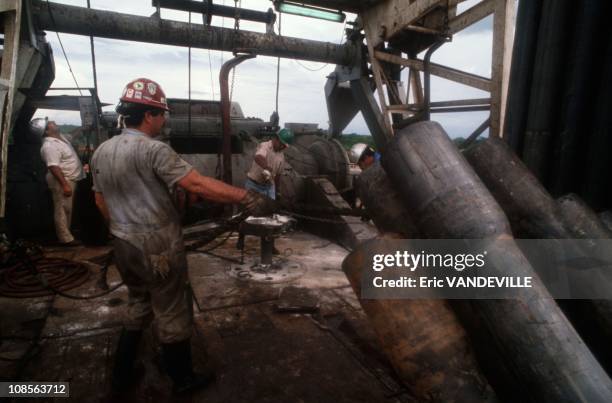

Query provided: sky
[34,0,499,138]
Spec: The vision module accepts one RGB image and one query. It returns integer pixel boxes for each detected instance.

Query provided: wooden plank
[375,51,491,92]
[362,0,443,48]
[448,0,495,34]
[490,0,516,138]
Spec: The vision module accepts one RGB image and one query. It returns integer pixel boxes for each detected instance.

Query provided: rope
[45,0,83,95]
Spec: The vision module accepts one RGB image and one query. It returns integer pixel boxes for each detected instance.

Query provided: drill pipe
[464,136,612,377]
[347,164,497,402]
[382,121,612,402]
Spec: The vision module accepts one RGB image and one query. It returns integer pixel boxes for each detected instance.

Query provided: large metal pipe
[355,162,419,238]
[557,194,612,239]
[343,240,498,403]
[220,53,255,185]
[521,0,573,183]
[382,121,612,402]
[33,0,357,65]
[348,163,497,402]
[465,137,612,376]
[464,137,567,238]
[503,0,542,154]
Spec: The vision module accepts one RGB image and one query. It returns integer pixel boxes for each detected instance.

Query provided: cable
[275,11,282,115]
[291,19,347,72]
[0,243,123,300]
[45,0,83,95]
[208,49,216,100]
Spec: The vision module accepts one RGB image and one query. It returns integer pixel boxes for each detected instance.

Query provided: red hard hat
[119,78,169,111]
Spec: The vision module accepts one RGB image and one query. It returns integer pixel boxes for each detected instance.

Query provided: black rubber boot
[111,328,143,393]
[162,339,215,395]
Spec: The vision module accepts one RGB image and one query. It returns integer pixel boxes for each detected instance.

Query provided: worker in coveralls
[236,128,293,250]
[91,78,275,395]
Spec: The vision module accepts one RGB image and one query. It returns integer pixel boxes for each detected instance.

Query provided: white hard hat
[349,143,373,164]
[29,117,48,137]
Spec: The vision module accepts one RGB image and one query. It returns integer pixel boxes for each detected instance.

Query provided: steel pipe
[382,121,612,402]
[220,52,255,185]
[153,0,276,25]
[33,0,357,65]
[465,137,612,376]
[343,239,498,403]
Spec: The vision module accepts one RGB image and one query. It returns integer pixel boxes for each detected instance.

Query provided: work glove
[261,169,272,182]
[240,190,277,217]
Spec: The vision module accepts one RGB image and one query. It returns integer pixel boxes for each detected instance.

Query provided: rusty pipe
[219,52,256,185]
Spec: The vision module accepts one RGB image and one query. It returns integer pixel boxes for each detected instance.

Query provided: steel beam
[490,0,515,138]
[32,0,357,65]
[374,51,491,92]
[448,0,495,34]
[362,0,443,48]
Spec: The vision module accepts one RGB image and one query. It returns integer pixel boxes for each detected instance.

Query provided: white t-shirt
[40,134,84,181]
[247,140,285,183]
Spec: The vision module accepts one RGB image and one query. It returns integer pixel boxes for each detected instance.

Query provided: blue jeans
[245,177,275,200]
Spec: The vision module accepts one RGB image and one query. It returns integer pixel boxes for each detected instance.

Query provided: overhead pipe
[152,0,276,25]
[33,0,357,65]
[381,121,612,401]
[219,52,255,185]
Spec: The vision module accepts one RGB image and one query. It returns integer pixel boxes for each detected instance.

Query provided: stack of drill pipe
[345,163,497,402]
[464,137,612,375]
[381,121,612,402]
[355,162,419,238]
[600,211,612,233]
[556,193,612,373]
[557,194,612,239]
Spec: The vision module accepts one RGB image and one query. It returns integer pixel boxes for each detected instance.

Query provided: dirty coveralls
[91,128,194,343]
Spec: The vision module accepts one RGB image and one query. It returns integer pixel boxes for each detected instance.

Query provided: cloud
[36,0,495,138]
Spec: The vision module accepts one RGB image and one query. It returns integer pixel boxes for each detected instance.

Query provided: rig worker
[36,118,85,246]
[350,143,380,171]
[91,78,274,395]
[236,128,293,250]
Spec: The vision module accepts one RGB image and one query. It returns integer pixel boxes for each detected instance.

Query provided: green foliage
[58,124,80,133]
[338,133,375,150]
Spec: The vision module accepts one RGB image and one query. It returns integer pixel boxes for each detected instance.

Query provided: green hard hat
[276,128,294,145]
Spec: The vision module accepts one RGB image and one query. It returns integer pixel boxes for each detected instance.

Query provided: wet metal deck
[0,230,412,402]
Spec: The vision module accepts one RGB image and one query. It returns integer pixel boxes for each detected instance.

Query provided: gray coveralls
[92,128,194,343]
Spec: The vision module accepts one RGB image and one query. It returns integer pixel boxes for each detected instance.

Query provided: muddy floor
[0,230,414,403]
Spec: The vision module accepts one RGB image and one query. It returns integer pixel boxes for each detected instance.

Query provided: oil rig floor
[0,230,412,403]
